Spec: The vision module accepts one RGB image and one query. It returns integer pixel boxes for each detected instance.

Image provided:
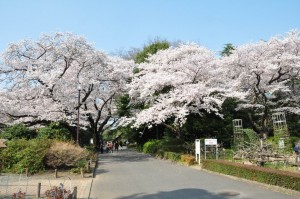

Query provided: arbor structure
[0,33,133,149]
[233,119,244,146]
[222,31,300,138]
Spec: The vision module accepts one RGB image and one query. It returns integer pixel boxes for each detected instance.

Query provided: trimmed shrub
[202,159,300,191]
[45,141,90,169]
[163,152,181,162]
[181,154,196,166]
[143,140,160,154]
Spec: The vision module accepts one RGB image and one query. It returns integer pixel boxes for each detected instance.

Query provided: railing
[0,174,77,199]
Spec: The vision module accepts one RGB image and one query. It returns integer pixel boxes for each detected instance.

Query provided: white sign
[278,138,285,149]
[195,139,201,165]
[205,139,217,145]
[195,139,201,153]
[90,138,93,144]
[204,138,218,160]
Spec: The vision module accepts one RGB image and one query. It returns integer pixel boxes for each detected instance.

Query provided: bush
[45,141,90,169]
[202,159,300,191]
[37,122,71,141]
[143,140,160,154]
[0,124,36,140]
[181,154,195,166]
[163,152,181,162]
[0,139,51,174]
[158,137,186,153]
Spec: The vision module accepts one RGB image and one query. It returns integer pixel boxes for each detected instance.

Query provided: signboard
[195,139,201,165]
[195,139,201,153]
[90,138,94,144]
[205,139,217,145]
[204,139,218,160]
[278,138,285,149]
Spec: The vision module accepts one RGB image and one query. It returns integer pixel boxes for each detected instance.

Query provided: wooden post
[25,168,29,177]
[55,169,58,178]
[87,159,91,173]
[80,168,84,178]
[73,186,77,199]
[37,182,41,198]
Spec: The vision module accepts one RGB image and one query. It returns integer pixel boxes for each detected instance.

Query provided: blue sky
[0,0,299,56]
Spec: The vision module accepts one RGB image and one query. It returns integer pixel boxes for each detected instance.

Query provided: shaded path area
[90,149,298,199]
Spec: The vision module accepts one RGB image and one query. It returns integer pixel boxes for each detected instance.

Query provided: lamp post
[77,84,82,145]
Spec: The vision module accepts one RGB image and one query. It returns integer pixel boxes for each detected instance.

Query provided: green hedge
[0,139,51,174]
[143,138,185,154]
[161,152,181,162]
[202,160,300,191]
[143,140,160,154]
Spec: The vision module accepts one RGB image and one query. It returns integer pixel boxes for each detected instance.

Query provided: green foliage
[37,122,71,141]
[266,136,300,153]
[85,144,98,152]
[153,85,174,96]
[143,140,160,154]
[202,160,300,191]
[134,40,170,64]
[143,137,186,155]
[115,94,131,117]
[243,128,260,145]
[220,43,235,57]
[133,67,141,74]
[289,136,300,147]
[70,159,89,174]
[0,124,35,140]
[0,139,51,174]
[162,152,181,161]
[286,113,300,137]
[158,137,185,153]
[179,98,252,148]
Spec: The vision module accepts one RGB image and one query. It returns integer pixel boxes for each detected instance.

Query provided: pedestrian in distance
[115,142,119,151]
[294,142,300,155]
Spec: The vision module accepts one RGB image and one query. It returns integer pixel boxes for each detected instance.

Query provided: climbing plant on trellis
[271,112,289,138]
[233,119,244,147]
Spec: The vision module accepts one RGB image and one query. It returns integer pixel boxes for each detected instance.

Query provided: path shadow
[94,168,109,175]
[99,149,151,163]
[115,188,249,199]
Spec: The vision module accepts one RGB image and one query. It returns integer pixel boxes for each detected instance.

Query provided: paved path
[90,149,299,199]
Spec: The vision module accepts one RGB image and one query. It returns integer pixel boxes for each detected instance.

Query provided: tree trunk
[162,123,181,139]
[176,128,181,139]
[91,125,100,151]
[261,106,270,139]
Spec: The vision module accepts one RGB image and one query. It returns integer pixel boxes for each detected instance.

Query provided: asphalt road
[90,149,299,199]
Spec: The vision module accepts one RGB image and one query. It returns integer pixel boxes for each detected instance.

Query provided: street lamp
[77,84,82,145]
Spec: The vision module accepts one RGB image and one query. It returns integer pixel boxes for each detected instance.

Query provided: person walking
[115,142,119,151]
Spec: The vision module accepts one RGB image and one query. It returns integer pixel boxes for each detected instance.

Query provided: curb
[88,153,99,199]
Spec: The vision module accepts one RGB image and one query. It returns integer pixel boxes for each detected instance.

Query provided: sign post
[204,139,218,160]
[195,139,201,165]
[279,138,285,149]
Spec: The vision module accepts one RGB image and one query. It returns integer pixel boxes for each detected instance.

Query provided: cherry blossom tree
[0,33,133,149]
[123,43,239,138]
[221,30,300,138]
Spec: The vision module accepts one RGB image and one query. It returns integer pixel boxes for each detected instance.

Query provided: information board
[205,139,217,145]
[204,139,218,160]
